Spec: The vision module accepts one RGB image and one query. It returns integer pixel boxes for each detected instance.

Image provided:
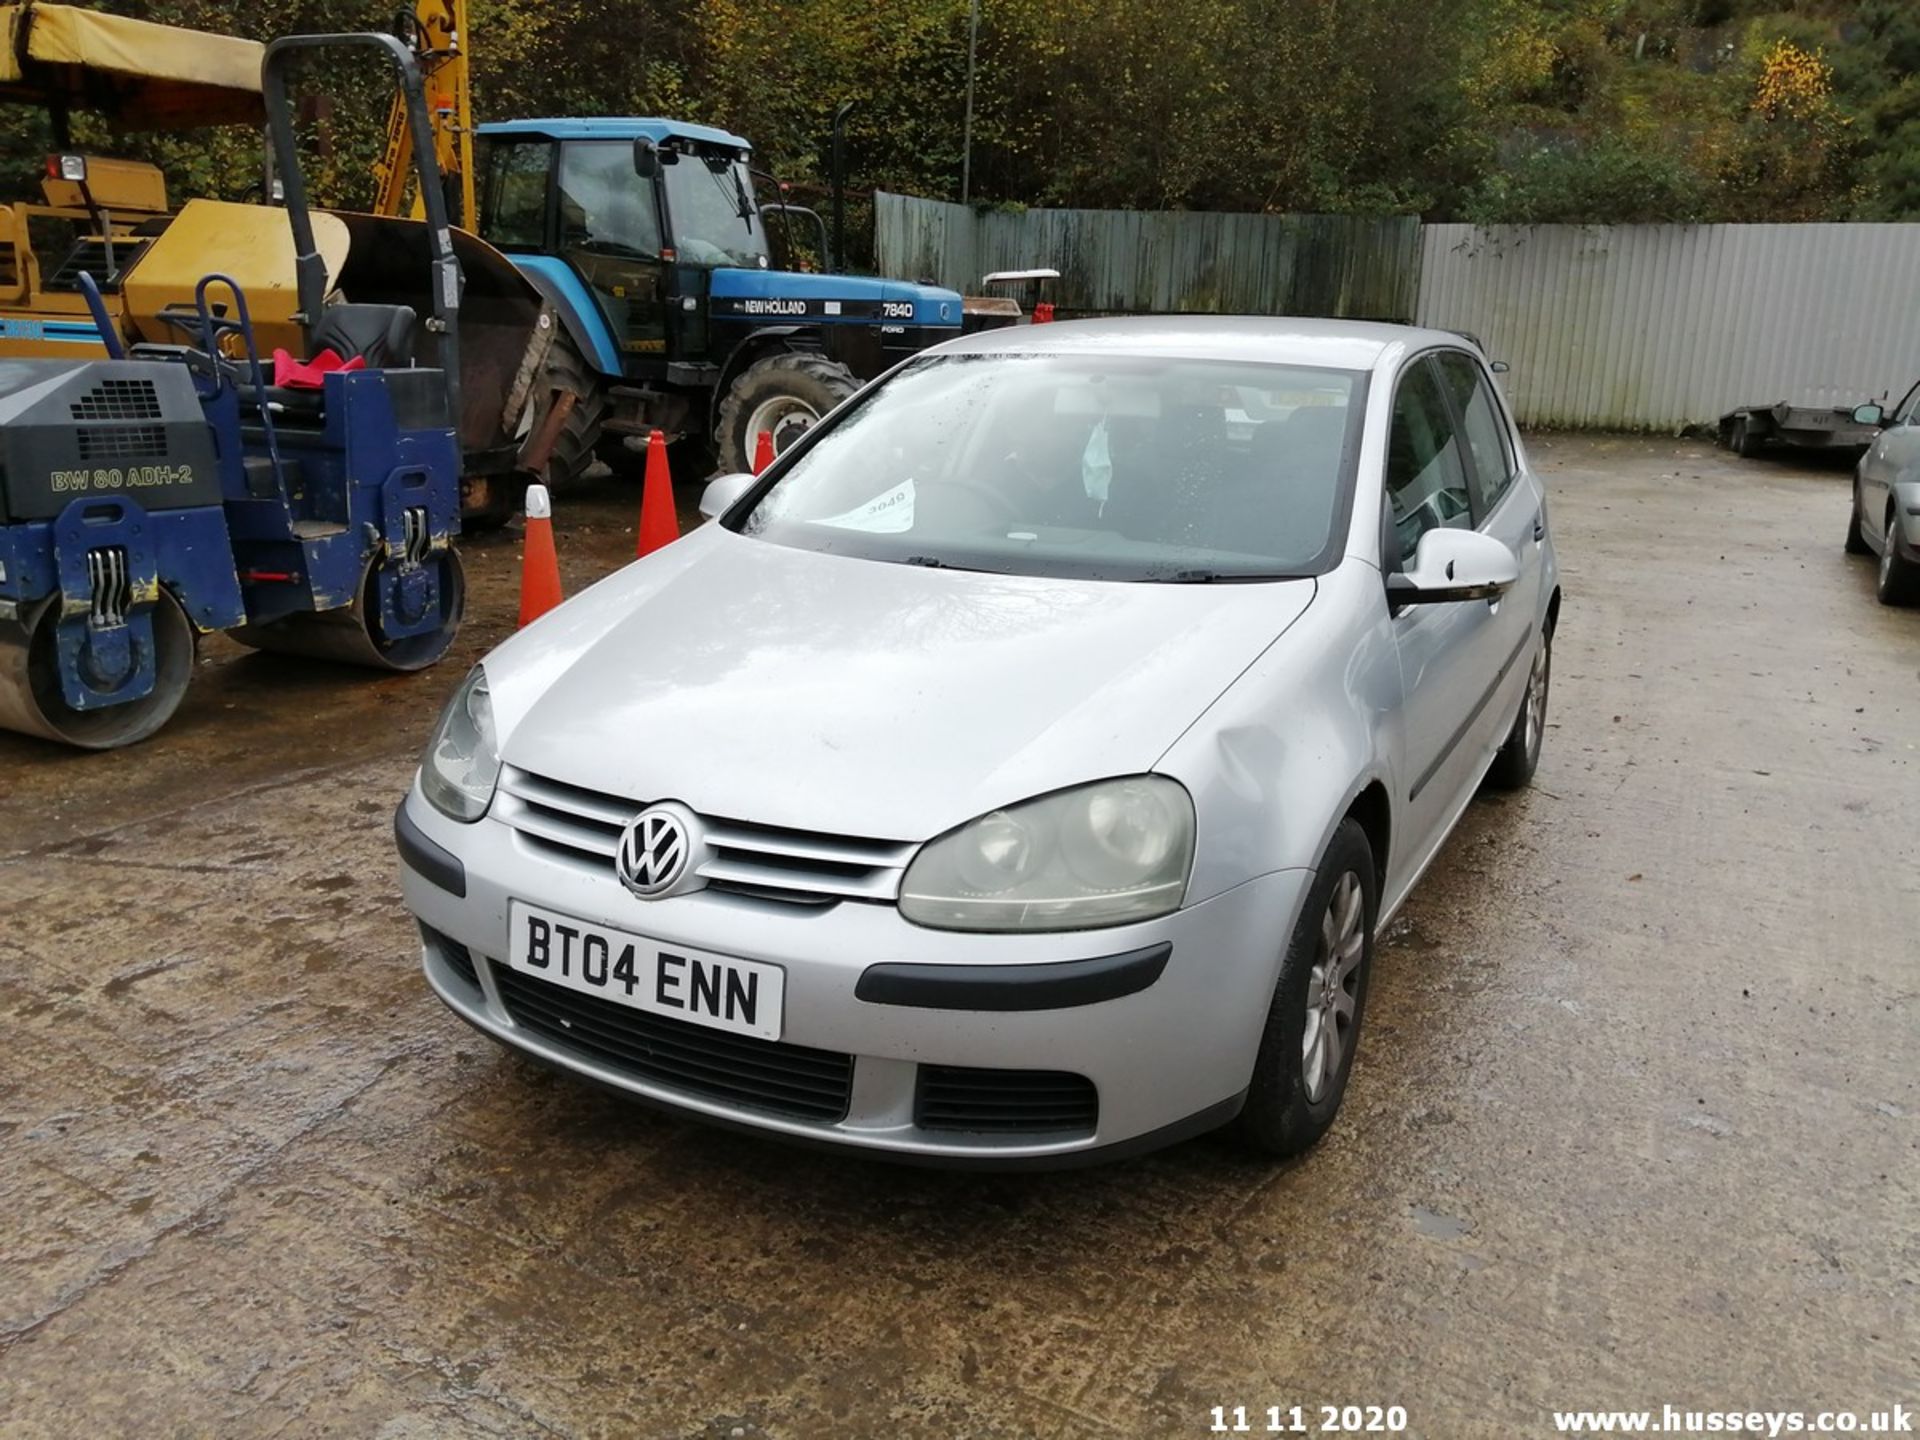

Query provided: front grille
[915,1065,1099,1136]
[494,966,854,1122]
[423,924,480,990]
[494,766,915,906]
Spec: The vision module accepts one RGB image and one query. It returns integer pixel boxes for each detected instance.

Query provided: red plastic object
[270,347,365,389]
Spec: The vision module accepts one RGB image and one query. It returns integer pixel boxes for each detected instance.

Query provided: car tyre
[1844,481,1872,556]
[1732,417,1764,459]
[1239,818,1377,1158]
[1485,624,1551,791]
[1876,513,1920,606]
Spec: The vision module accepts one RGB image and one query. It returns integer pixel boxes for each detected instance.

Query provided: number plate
[506,901,785,1041]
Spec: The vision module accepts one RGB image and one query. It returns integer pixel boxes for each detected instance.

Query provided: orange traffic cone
[752,430,776,475]
[637,428,680,558]
[518,483,563,627]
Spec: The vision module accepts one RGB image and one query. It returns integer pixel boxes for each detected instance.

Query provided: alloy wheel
[1302,871,1364,1103]
[1524,639,1550,761]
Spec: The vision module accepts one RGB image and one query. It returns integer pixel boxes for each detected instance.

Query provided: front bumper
[1893,485,1920,556]
[397,785,1311,1167]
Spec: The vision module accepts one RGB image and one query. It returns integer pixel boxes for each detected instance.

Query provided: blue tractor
[472,118,969,479]
[0,33,465,749]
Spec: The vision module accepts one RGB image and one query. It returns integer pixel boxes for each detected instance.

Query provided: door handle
[1532,512,1546,542]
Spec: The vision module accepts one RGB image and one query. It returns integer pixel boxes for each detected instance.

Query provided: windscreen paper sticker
[817,479,915,533]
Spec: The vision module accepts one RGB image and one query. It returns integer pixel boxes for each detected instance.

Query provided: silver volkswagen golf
[396,318,1560,1167]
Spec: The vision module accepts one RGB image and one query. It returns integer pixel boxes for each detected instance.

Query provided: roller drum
[0,591,197,750]
[228,549,464,672]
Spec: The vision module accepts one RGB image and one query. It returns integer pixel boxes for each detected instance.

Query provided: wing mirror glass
[633,138,660,179]
[699,470,757,520]
[1852,402,1884,426]
[1387,528,1520,605]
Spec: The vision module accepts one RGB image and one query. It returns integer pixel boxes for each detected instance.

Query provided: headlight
[900,777,1194,932]
[420,667,500,822]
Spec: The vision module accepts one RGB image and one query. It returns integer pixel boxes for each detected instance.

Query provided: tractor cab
[474,117,966,474]
[475,118,785,372]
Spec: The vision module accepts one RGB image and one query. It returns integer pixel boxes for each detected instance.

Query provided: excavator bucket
[332,212,546,465]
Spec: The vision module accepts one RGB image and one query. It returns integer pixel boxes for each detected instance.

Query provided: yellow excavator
[0,1,547,521]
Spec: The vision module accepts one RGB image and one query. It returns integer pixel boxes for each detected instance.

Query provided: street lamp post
[960,0,980,202]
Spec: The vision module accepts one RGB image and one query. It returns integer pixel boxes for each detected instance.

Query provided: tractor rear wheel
[527,330,608,490]
[715,352,859,475]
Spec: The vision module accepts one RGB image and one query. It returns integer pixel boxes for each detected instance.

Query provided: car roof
[474,117,751,151]
[931,315,1471,371]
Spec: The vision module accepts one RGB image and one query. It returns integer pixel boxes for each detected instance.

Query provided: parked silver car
[396,318,1561,1167]
[1846,383,1920,605]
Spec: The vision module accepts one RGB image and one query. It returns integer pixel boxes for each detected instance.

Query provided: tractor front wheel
[714,352,859,475]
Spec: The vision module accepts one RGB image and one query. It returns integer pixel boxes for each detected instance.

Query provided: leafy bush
[1463,135,1707,223]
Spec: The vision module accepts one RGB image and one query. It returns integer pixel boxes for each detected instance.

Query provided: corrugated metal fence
[875,192,1421,323]
[877,192,1920,429]
[1417,223,1920,429]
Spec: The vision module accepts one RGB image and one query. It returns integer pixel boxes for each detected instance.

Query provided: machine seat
[310,303,417,368]
[233,303,419,421]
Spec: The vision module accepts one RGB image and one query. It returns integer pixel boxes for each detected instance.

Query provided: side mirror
[699,471,757,520]
[1852,402,1884,427]
[633,138,659,180]
[1386,528,1519,606]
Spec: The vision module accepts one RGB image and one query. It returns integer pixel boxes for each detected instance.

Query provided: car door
[1384,355,1505,862]
[1861,380,1920,542]
[1434,349,1543,735]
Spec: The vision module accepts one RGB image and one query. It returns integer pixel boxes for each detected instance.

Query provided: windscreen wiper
[901,554,995,574]
[1155,568,1300,583]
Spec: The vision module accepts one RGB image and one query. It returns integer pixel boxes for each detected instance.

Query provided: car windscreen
[735,352,1367,582]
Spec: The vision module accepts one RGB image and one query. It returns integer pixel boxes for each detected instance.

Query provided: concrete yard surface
[1,437,1914,1438]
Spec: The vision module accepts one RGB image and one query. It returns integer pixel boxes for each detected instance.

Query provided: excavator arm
[371,0,475,227]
